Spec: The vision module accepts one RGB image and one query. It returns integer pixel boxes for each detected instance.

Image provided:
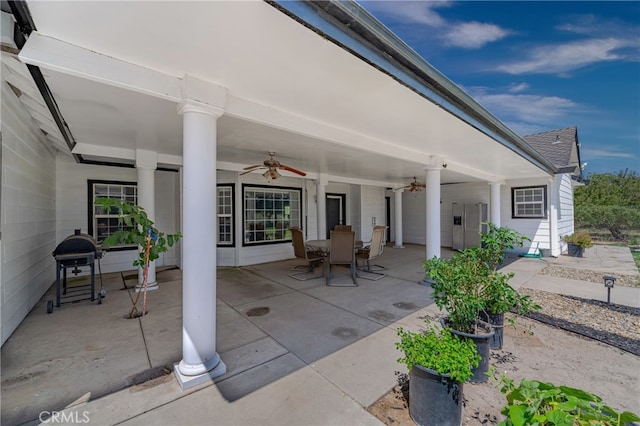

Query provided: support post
[489,182,502,228]
[425,167,441,260]
[175,100,226,390]
[316,174,327,239]
[394,189,404,248]
[136,149,158,290]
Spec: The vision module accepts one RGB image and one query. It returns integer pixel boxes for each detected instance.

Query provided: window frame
[217,184,235,247]
[88,179,138,251]
[242,184,303,246]
[511,185,548,219]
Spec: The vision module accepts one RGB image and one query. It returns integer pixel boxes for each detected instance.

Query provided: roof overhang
[10,0,555,186]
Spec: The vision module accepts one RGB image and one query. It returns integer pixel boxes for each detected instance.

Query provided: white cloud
[508,82,530,93]
[361,1,509,49]
[443,21,509,49]
[471,92,579,124]
[361,1,451,27]
[496,38,629,74]
[581,148,636,159]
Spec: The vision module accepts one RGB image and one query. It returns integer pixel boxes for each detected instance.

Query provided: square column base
[173,360,227,391]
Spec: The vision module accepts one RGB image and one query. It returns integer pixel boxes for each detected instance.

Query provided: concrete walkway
[504,245,640,308]
[1,244,637,425]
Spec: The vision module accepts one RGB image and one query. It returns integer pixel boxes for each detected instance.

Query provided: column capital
[178,99,224,118]
[424,155,445,171]
[135,149,158,169]
[489,180,506,186]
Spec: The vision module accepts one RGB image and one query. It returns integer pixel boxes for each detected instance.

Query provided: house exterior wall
[56,154,180,274]
[360,185,385,243]
[1,82,57,345]
[502,177,553,254]
[557,173,574,254]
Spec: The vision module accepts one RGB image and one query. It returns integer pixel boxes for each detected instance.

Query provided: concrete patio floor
[1,244,436,425]
[2,243,638,425]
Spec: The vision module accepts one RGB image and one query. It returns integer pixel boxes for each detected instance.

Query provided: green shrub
[396,326,480,383]
[563,231,594,249]
[494,373,640,426]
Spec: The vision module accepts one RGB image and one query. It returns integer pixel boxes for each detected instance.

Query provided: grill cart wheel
[98,293,103,305]
[47,300,53,314]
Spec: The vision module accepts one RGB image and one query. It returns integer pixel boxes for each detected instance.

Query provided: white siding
[557,173,575,253]
[1,82,57,344]
[502,178,551,253]
[56,155,180,274]
[359,185,385,243]
[402,190,426,244]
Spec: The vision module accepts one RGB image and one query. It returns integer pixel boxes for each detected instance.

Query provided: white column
[316,174,327,240]
[136,149,158,290]
[425,167,441,259]
[175,100,226,389]
[549,177,560,257]
[489,182,502,228]
[394,189,404,248]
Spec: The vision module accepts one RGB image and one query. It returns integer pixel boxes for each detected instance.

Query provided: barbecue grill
[50,229,105,313]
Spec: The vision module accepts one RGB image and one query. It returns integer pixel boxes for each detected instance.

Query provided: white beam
[19,32,183,102]
[72,142,135,160]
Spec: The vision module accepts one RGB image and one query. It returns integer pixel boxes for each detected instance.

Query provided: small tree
[95,198,182,317]
[574,170,640,240]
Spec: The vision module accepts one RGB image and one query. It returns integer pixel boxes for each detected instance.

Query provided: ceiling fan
[240,152,307,180]
[401,177,427,192]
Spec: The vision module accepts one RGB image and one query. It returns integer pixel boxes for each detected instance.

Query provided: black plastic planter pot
[567,243,584,257]
[409,364,463,426]
[441,318,494,383]
[479,312,504,349]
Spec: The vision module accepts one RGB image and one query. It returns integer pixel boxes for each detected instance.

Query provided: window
[88,180,137,246]
[217,185,234,246]
[512,186,547,219]
[243,185,301,245]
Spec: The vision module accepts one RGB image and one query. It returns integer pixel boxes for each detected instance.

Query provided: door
[326,194,346,239]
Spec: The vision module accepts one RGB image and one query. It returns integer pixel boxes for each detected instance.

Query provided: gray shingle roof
[523,126,581,176]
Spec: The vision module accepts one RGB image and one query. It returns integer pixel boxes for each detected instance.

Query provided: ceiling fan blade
[278,165,307,176]
[243,164,262,171]
[240,166,264,176]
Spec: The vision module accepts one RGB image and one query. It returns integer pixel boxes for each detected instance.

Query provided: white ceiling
[20,0,550,187]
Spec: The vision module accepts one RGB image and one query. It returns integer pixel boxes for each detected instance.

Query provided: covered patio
[2,0,563,393]
[1,245,440,425]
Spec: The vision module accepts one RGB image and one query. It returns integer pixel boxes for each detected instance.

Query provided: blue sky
[360,1,640,175]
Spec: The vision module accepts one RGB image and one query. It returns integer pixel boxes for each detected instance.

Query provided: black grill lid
[53,230,101,257]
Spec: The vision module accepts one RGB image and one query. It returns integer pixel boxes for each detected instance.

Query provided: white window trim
[243,185,302,246]
[512,185,547,219]
[217,185,234,246]
[89,180,138,248]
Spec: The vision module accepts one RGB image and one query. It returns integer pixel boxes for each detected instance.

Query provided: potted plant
[396,325,480,426]
[423,223,539,378]
[479,223,540,349]
[563,230,594,257]
[424,246,495,382]
[95,198,182,317]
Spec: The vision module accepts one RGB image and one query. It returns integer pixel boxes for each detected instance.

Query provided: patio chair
[356,225,387,280]
[326,230,358,287]
[288,228,324,281]
[334,225,352,231]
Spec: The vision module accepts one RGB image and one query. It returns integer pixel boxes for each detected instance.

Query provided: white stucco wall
[1,81,57,345]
